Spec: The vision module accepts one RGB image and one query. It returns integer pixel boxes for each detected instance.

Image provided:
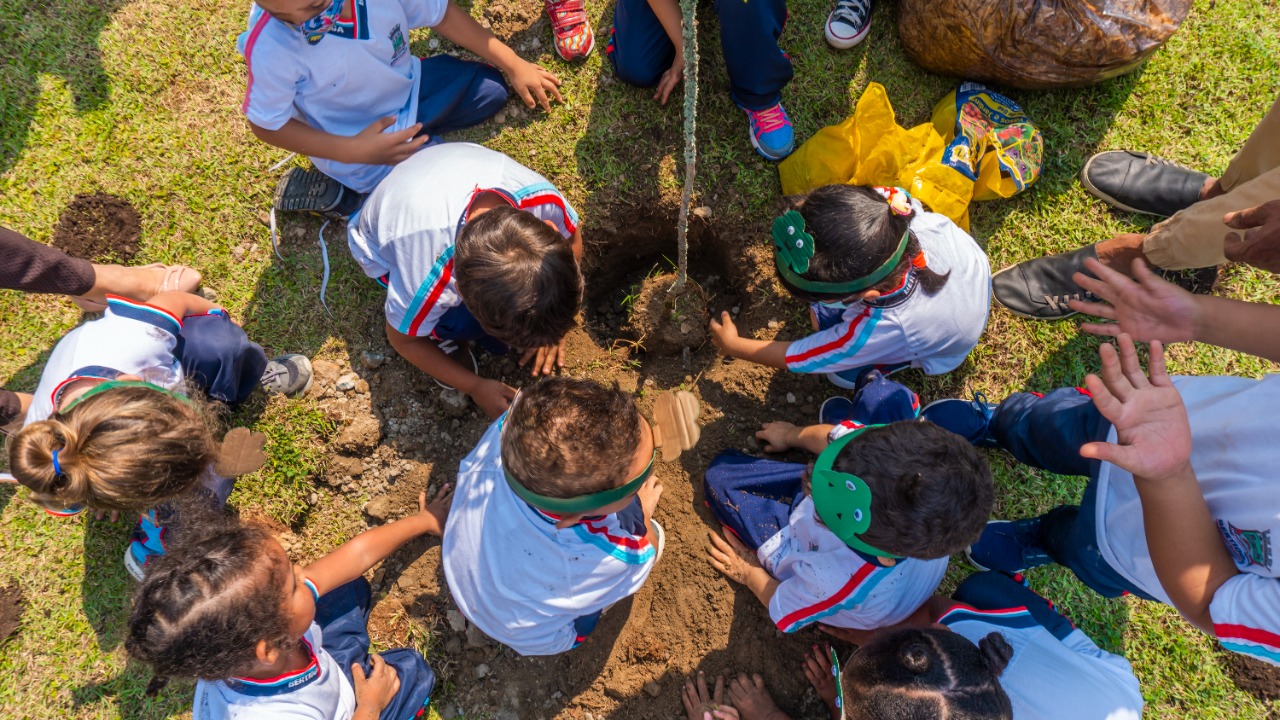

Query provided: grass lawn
[1,0,1279,717]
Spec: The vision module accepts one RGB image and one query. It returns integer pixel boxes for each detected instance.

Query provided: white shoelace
[831,0,871,25]
[267,209,334,318]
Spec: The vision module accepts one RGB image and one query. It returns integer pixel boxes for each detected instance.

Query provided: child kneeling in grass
[442,377,664,656]
[126,486,453,720]
[710,185,990,390]
[703,371,992,633]
[348,142,584,418]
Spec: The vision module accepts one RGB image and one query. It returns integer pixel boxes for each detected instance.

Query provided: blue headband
[51,449,63,478]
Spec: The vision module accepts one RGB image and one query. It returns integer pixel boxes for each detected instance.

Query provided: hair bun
[979,632,1014,676]
[900,641,933,674]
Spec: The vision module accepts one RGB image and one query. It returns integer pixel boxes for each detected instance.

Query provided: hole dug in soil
[51,193,142,264]
[0,584,23,646]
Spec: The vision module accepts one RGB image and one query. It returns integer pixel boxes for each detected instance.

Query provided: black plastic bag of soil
[897,0,1191,89]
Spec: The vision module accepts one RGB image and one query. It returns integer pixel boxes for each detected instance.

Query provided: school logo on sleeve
[389,23,408,64]
[1218,520,1272,570]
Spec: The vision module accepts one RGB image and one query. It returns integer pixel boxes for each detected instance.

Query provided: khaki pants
[1143,94,1280,269]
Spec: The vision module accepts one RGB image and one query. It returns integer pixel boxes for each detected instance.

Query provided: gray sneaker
[260,354,313,396]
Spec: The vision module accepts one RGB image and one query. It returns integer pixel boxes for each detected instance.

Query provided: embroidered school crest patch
[389,23,408,63]
[1218,520,1272,570]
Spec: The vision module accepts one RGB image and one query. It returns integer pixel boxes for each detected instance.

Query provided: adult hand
[417,484,455,535]
[507,59,563,111]
[638,474,664,521]
[802,644,839,713]
[681,672,736,720]
[352,654,401,713]
[1069,257,1200,343]
[654,57,685,105]
[467,378,517,419]
[755,421,799,453]
[1224,200,1280,273]
[519,340,565,377]
[1079,335,1192,481]
[351,117,428,165]
[707,527,761,585]
[709,311,741,355]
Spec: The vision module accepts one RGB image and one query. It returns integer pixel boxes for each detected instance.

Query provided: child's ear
[854,290,881,302]
[254,639,280,666]
[554,513,585,529]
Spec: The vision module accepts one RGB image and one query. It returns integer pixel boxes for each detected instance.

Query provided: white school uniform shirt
[938,606,1144,719]
[348,142,579,338]
[784,205,991,376]
[25,296,185,426]
[237,0,448,193]
[441,417,656,656]
[1094,374,1280,667]
[757,422,948,633]
[193,623,356,720]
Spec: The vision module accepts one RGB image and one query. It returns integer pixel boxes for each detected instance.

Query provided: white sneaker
[649,520,665,563]
[825,0,872,49]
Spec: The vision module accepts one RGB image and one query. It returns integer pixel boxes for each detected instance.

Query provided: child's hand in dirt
[755,421,799,452]
[506,59,563,111]
[654,57,685,105]
[802,644,839,715]
[417,484,455,536]
[352,654,401,714]
[680,672,738,720]
[709,311,740,354]
[519,340,566,377]
[638,474,664,521]
[727,674,788,720]
[707,526,762,585]
[470,378,518,419]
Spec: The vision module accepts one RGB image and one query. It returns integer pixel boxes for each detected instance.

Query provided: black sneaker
[273,168,363,219]
[260,354,314,396]
[1080,151,1209,218]
[992,244,1101,320]
[966,519,1054,573]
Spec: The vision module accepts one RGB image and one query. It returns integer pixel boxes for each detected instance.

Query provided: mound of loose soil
[0,584,23,645]
[50,193,141,264]
[625,273,710,355]
[1223,647,1280,701]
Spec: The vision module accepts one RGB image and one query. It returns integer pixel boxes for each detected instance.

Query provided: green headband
[772,211,912,295]
[810,424,902,559]
[504,450,656,515]
[61,380,188,413]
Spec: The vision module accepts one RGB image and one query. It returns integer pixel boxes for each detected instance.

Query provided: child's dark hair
[502,377,642,499]
[7,385,219,512]
[125,524,293,693]
[809,421,992,558]
[778,185,949,303]
[454,204,583,349]
[843,626,1014,719]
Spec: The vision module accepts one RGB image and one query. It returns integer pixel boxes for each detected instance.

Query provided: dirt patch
[1223,647,1280,702]
[0,584,24,645]
[625,273,710,355]
[50,193,142,264]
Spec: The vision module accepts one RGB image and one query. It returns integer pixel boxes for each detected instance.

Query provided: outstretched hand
[1068,257,1199,344]
[1079,335,1192,481]
[1224,199,1280,273]
[680,672,738,720]
[706,527,761,585]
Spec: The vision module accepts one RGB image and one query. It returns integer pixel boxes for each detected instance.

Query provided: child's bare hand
[351,116,428,165]
[819,623,877,646]
[681,672,736,720]
[93,508,121,522]
[727,674,782,720]
[654,57,684,105]
[470,378,518,419]
[352,654,401,712]
[418,484,454,535]
[1070,257,1199,344]
[507,59,563,111]
[1080,335,1192,481]
[803,644,838,712]
[519,340,566,377]
[709,311,740,354]
[755,422,798,452]
[638,474,664,520]
[707,527,761,585]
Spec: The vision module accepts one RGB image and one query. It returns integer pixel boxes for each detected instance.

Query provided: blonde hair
[7,384,219,512]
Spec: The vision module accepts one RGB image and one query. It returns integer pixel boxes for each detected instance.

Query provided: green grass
[1,0,1278,716]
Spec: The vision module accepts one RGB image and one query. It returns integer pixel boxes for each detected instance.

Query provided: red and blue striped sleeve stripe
[104,295,182,335]
[938,605,1040,631]
[786,307,882,374]
[1217,623,1280,666]
[397,246,455,337]
[513,182,579,236]
[776,562,888,633]
[572,519,655,565]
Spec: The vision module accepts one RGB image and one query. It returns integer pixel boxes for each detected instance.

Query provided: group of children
[2,0,1276,718]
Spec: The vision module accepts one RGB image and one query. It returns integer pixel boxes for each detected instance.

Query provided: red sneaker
[544,0,595,61]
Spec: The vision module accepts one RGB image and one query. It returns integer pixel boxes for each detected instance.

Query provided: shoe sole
[273,168,343,214]
[432,345,480,391]
[824,20,870,49]
[990,264,1079,321]
[965,520,1029,574]
[650,519,665,563]
[823,371,859,390]
[818,396,853,425]
[123,545,146,582]
[1079,154,1170,219]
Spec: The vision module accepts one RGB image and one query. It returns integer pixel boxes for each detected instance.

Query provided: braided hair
[843,626,1014,719]
[125,525,294,695]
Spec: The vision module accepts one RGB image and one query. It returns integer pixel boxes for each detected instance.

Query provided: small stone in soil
[474,663,490,680]
[767,320,781,329]
[361,351,387,369]
[354,379,370,394]
[336,373,359,392]
[364,495,395,522]
[643,681,662,697]
[439,388,471,417]
[786,392,797,404]
[312,359,341,386]
[446,608,468,633]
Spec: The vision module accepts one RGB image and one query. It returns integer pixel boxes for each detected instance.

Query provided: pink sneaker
[545,0,595,61]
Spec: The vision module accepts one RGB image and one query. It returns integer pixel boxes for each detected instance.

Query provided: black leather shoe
[992,245,1101,320]
[1080,151,1209,218]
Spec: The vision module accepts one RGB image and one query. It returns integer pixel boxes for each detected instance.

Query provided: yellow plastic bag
[779,82,1042,231]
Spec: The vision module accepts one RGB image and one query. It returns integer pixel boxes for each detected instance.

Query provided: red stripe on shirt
[241,12,273,114]
[785,306,874,364]
[775,562,877,631]
[1216,623,1280,649]
[580,519,650,552]
[519,193,578,236]
[405,259,454,336]
[104,294,183,327]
